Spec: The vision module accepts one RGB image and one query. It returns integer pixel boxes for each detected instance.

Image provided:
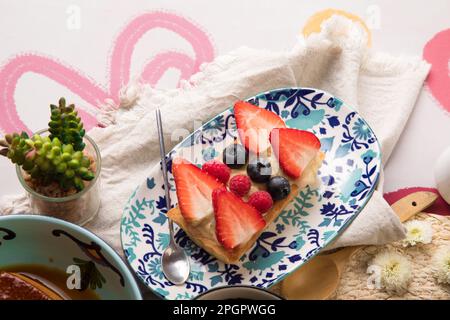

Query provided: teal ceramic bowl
[0,215,142,300]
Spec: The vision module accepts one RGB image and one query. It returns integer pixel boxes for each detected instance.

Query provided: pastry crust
[168,184,299,264]
[168,151,324,264]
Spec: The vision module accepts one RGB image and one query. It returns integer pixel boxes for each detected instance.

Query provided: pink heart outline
[423,28,450,114]
[0,11,215,135]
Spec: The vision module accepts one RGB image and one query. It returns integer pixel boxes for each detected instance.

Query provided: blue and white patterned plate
[120,87,381,300]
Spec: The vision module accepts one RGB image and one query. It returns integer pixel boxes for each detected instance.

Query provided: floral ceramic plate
[120,87,381,300]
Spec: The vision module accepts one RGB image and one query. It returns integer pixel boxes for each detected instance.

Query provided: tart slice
[168,182,300,264]
[167,101,324,264]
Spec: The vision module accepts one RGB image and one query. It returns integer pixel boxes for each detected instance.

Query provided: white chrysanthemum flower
[402,220,433,247]
[433,246,450,284]
[369,251,412,294]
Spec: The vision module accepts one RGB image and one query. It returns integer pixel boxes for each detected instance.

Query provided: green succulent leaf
[48,97,86,151]
[0,97,93,192]
[0,132,95,191]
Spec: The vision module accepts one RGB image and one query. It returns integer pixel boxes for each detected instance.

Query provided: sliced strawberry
[214,188,266,250]
[234,101,285,154]
[212,187,226,213]
[269,128,321,179]
[172,158,224,224]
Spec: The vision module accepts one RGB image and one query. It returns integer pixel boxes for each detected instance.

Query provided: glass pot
[16,129,101,226]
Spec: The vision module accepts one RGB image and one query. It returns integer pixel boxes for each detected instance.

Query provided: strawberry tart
[167,101,324,264]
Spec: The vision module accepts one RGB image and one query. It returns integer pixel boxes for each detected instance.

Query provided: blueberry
[247,158,272,183]
[267,176,291,200]
[222,144,248,169]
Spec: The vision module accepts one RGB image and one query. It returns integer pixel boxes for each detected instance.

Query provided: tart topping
[222,143,248,169]
[212,187,226,213]
[248,191,273,213]
[234,101,285,154]
[267,176,291,201]
[247,157,272,183]
[172,158,223,224]
[202,160,231,184]
[229,174,252,197]
[213,188,266,250]
[269,128,321,179]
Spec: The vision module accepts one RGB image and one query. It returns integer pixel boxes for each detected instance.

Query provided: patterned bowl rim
[0,214,143,300]
[194,285,284,300]
[120,86,382,300]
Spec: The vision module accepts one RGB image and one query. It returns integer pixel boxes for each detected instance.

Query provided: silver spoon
[156,109,190,285]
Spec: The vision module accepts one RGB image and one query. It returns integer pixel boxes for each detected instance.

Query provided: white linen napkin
[0,16,430,252]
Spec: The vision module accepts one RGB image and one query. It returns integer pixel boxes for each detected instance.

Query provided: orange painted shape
[302,9,372,47]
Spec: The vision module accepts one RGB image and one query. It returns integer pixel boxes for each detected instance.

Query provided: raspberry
[229,175,251,197]
[202,160,231,183]
[248,191,273,213]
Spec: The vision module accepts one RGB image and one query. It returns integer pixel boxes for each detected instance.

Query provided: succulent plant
[48,97,86,151]
[0,98,95,192]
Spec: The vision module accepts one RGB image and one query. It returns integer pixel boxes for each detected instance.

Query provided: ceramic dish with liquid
[0,215,141,300]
